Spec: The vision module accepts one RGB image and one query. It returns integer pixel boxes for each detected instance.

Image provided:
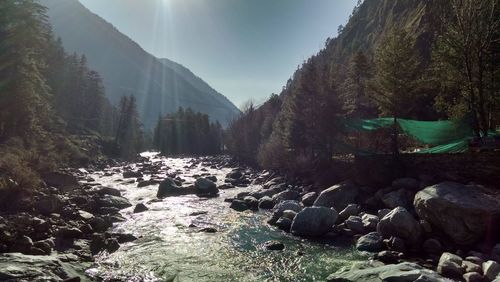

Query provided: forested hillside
[0,0,145,192]
[227,0,500,169]
[40,0,240,128]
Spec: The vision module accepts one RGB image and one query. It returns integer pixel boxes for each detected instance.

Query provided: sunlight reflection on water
[87,156,365,281]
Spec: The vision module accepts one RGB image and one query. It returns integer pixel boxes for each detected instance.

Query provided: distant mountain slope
[40,0,240,127]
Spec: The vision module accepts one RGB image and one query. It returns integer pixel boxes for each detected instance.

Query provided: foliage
[369,28,425,119]
[431,0,500,135]
[0,0,119,191]
[115,95,144,159]
[153,107,223,156]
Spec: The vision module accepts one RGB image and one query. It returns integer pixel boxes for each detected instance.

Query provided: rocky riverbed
[1,153,500,281]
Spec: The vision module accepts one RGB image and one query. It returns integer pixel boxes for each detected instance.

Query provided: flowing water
[86,154,365,281]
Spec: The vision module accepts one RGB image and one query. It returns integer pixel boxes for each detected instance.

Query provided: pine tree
[370,28,423,118]
[370,28,423,154]
[341,51,376,118]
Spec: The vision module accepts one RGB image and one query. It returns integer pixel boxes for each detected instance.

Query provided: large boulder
[0,253,89,281]
[194,178,219,196]
[42,172,78,191]
[268,200,302,225]
[484,261,500,281]
[380,189,413,210]
[356,232,384,252]
[327,262,446,282]
[157,178,195,198]
[290,207,338,237]
[313,182,359,212]
[96,195,132,210]
[338,204,361,223]
[301,192,318,207]
[414,182,500,246]
[345,216,364,234]
[437,252,465,278]
[272,190,300,203]
[258,196,274,209]
[249,184,286,199]
[376,207,421,245]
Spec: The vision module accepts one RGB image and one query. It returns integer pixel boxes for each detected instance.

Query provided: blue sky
[79,0,358,108]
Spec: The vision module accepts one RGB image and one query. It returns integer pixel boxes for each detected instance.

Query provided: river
[86,153,365,281]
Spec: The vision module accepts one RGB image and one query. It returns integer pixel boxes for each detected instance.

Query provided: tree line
[226,0,500,170]
[153,107,223,156]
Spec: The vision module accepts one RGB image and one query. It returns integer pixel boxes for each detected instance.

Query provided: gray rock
[463,272,484,282]
[313,182,359,212]
[361,214,379,231]
[157,178,195,198]
[465,256,484,266]
[77,210,94,221]
[356,232,383,252]
[122,170,142,178]
[258,196,274,209]
[275,217,292,231]
[268,200,302,225]
[12,235,33,253]
[133,203,148,213]
[195,178,218,195]
[381,189,413,210]
[243,196,259,210]
[198,227,217,233]
[462,261,482,274]
[249,184,286,199]
[387,236,406,253]
[338,204,360,223]
[97,195,132,210]
[345,216,364,234]
[0,253,89,281]
[377,209,391,219]
[375,250,401,264]
[437,252,464,278]
[96,186,121,197]
[483,260,500,280]
[264,240,284,251]
[414,182,500,246]
[290,207,337,237]
[377,207,421,245]
[301,192,318,207]
[56,227,83,239]
[281,210,297,221]
[272,190,300,203]
[230,200,248,212]
[327,262,447,282]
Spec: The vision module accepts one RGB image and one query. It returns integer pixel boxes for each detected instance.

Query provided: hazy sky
[79,0,358,108]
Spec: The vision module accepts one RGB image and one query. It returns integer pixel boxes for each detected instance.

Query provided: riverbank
[0,158,140,281]
[227,161,500,281]
[1,154,500,281]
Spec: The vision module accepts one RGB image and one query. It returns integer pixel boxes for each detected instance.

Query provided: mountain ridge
[40,0,240,127]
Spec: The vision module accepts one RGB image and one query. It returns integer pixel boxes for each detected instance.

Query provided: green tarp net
[343,117,473,154]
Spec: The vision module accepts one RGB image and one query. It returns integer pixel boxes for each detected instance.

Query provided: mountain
[39,0,240,128]
[225,0,446,164]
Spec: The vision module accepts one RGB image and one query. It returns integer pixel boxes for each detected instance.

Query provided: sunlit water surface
[87,154,365,281]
